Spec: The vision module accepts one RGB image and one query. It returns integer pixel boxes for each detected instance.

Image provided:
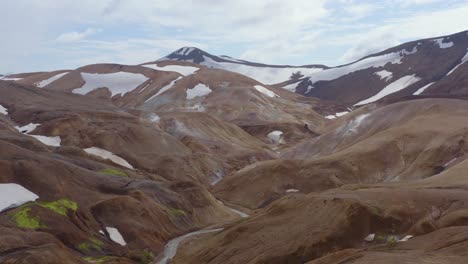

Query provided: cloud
[56,28,100,43]
[0,0,467,72]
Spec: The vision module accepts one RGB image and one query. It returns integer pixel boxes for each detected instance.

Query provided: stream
[154,201,249,263]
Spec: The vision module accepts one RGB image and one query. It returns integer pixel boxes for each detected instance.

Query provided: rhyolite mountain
[154,30,468,106]
[1,30,468,264]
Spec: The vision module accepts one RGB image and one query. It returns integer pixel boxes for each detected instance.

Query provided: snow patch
[106,227,126,246]
[432,38,454,49]
[282,82,299,92]
[325,112,349,120]
[15,123,40,134]
[0,183,39,212]
[143,64,199,76]
[447,49,468,76]
[149,113,160,123]
[201,55,322,85]
[267,131,283,142]
[364,234,375,242]
[0,77,22,81]
[186,84,212,100]
[84,147,134,169]
[36,72,68,88]
[374,70,393,82]
[286,189,299,193]
[14,123,61,146]
[145,77,182,103]
[0,104,7,115]
[399,235,414,242]
[306,47,415,84]
[355,75,421,105]
[30,135,61,147]
[254,85,279,98]
[73,72,149,97]
[413,82,435,95]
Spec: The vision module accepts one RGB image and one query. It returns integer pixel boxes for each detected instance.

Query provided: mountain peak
[161,47,213,64]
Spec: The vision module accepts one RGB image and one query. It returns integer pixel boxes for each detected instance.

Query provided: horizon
[1,0,468,73]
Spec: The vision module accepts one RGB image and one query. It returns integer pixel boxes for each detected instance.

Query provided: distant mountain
[155,30,468,106]
[151,47,327,85]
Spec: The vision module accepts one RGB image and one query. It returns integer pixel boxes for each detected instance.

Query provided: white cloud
[0,0,467,72]
[56,28,100,42]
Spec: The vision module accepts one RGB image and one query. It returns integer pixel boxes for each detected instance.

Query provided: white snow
[84,147,134,169]
[443,157,458,168]
[0,77,22,81]
[306,47,416,84]
[432,38,454,49]
[399,235,414,242]
[15,123,40,134]
[149,113,160,123]
[73,72,149,97]
[447,49,468,76]
[106,227,127,246]
[325,112,349,120]
[0,104,7,115]
[0,183,39,212]
[142,64,199,76]
[36,72,68,88]
[364,234,375,242]
[14,123,61,146]
[374,70,393,82]
[30,135,61,147]
[157,228,224,264]
[355,75,421,105]
[413,82,435,95]
[186,84,212,100]
[254,85,279,98]
[286,189,299,193]
[145,77,182,103]
[201,55,322,85]
[220,55,245,63]
[282,82,299,92]
[267,131,283,142]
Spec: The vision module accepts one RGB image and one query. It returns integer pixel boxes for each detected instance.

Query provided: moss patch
[167,207,187,217]
[99,168,128,177]
[38,199,78,216]
[78,237,105,252]
[83,256,114,264]
[130,249,154,264]
[11,206,44,229]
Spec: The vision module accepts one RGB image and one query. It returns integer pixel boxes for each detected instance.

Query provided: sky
[1,0,468,73]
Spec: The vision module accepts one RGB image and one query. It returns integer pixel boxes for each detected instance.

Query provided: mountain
[155,30,468,106]
[150,47,327,85]
[2,30,468,264]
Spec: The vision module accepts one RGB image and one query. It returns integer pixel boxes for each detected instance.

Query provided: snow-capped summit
[161,47,214,64]
[155,47,327,85]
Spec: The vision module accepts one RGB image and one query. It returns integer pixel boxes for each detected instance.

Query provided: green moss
[139,249,155,264]
[78,237,105,252]
[98,168,128,177]
[167,207,187,217]
[83,256,114,264]
[37,199,78,216]
[11,207,44,229]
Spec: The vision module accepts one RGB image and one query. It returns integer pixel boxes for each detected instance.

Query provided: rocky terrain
[1,30,468,264]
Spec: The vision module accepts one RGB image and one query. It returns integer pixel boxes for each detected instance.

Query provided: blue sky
[1,0,467,73]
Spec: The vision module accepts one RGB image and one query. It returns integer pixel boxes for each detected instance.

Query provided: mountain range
[0,30,468,264]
